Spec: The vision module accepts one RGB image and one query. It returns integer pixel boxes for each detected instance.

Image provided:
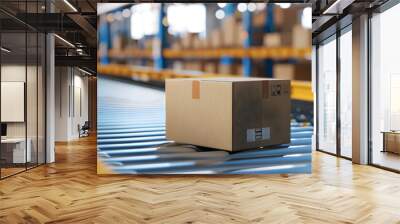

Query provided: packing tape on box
[192,80,200,99]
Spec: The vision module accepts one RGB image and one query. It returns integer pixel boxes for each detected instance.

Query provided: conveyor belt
[98,75,313,174]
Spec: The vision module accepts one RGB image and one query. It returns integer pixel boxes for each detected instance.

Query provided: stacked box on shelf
[273,62,311,81]
[252,10,265,27]
[263,33,283,47]
[199,37,209,49]
[184,61,203,71]
[170,40,182,50]
[219,63,243,75]
[292,24,311,49]
[252,6,299,31]
[221,16,242,47]
[235,64,243,76]
[193,36,204,49]
[208,29,223,48]
[263,32,293,47]
[204,62,219,74]
[112,35,124,50]
[263,23,310,48]
[172,61,184,71]
[181,33,196,49]
[275,7,300,32]
[221,17,233,47]
[143,38,153,50]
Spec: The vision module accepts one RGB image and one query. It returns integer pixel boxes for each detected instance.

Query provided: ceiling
[0,0,98,72]
[311,0,389,40]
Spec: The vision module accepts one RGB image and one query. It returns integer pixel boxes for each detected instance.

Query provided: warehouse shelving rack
[107,47,311,60]
[99,3,312,77]
[98,3,314,122]
[97,63,313,102]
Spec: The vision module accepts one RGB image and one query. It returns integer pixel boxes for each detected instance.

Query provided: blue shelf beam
[99,17,111,65]
[242,9,252,77]
[155,3,167,69]
[264,5,275,78]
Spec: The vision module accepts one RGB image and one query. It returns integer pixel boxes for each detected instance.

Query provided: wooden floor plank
[0,135,400,223]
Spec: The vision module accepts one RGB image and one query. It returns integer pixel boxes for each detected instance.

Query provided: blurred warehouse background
[97,3,313,123]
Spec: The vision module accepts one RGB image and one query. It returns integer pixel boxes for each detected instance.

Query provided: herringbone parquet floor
[1,135,400,224]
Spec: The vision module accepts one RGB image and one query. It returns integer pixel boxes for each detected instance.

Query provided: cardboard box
[263,33,282,47]
[218,63,235,75]
[292,25,311,49]
[275,7,299,32]
[172,61,184,71]
[273,63,311,81]
[263,32,292,47]
[184,61,202,71]
[209,29,223,48]
[222,16,239,47]
[112,36,124,50]
[203,62,218,74]
[193,36,202,49]
[166,78,291,152]
[252,11,265,27]
[143,38,153,50]
[170,41,182,50]
[181,33,196,49]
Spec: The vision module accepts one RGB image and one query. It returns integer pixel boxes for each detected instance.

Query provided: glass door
[339,27,352,158]
[0,0,47,179]
[370,3,400,171]
[317,36,337,154]
[1,30,28,178]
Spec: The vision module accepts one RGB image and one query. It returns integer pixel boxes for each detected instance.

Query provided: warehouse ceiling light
[1,47,11,53]
[248,3,257,12]
[76,48,84,55]
[301,7,312,29]
[54,34,75,48]
[215,9,225,20]
[114,11,123,21]
[122,8,131,18]
[256,3,266,11]
[237,3,247,12]
[167,4,206,35]
[217,3,226,8]
[276,3,291,9]
[130,4,158,39]
[63,0,78,12]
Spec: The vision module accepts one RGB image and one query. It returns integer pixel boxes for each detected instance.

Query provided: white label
[247,127,270,142]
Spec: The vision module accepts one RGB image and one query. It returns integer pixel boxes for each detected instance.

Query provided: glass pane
[371,4,400,171]
[317,37,337,154]
[38,32,45,165]
[339,29,352,158]
[1,31,27,177]
[27,31,38,169]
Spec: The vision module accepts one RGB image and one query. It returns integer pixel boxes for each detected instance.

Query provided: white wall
[54,67,89,141]
[55,66,70,141]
